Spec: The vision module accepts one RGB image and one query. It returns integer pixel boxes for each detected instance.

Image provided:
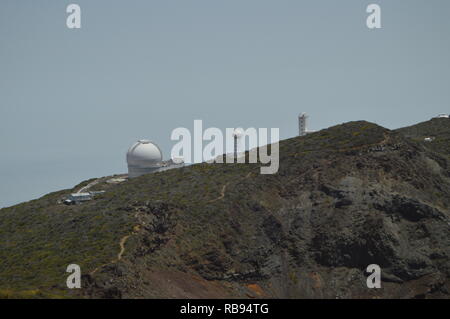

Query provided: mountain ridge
[1,119,449,298]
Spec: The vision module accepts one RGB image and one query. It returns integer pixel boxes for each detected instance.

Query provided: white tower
[232,128,244,160]
[298,113,308,136]
[234,135,238,159]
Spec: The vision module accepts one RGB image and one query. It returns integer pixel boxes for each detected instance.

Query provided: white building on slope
[298,113,315,136]
[126,139,184,178]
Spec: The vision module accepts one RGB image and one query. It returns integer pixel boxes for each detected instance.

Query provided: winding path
[90,171,255,276]
[76,179,101,194]
[90,214,143,275]
[207,171,254,203]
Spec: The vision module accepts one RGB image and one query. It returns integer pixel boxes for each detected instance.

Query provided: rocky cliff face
[1,120,449,298]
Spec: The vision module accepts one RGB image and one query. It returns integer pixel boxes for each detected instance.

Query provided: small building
[89,191,106,196]
[64,193,92,205]
[107,178,127,184]
[63,191,106,205]
[69,193,92,201]
[156,158,185,172]
[435,114,449,119]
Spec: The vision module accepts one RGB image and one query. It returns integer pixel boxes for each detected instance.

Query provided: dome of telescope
[126,140,163,178]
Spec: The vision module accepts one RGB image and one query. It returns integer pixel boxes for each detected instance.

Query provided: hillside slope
[396,117,450,158]
[1,121,449,299]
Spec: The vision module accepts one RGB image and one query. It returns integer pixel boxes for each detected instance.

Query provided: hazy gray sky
[1,0,449,208]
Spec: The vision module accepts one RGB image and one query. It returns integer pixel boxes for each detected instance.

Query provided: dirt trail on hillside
[208,184,229,203]
[91,171,255,275]
[208,171,253,203]
[76,179,101,194]
[90,214,142,275]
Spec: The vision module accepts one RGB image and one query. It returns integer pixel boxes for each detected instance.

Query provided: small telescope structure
[232,128,244,160]
[298,113,314,136]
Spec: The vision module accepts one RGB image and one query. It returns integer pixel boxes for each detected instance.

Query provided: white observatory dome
[126,140,163,178]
